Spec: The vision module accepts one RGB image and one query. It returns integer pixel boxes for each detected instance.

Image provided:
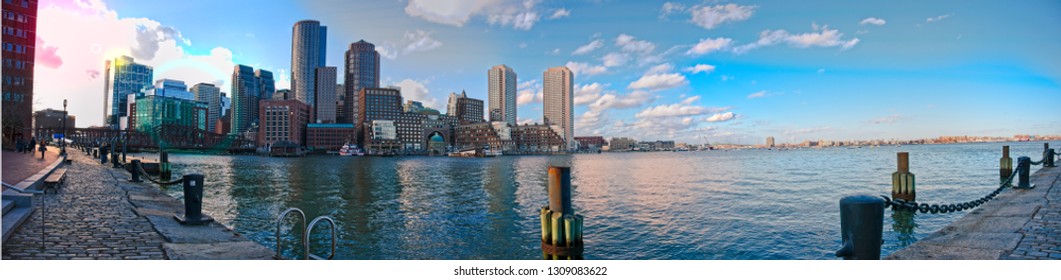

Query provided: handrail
[2,182,44,194]
[274,208,307,260]
[306,216,337,260]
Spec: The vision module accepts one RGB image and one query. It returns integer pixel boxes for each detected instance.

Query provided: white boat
[339,143,356,156]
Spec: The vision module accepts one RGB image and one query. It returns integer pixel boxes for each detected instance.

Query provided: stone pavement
[2,148,61,187]
[2,147,273,260]
[887,163,1061,260]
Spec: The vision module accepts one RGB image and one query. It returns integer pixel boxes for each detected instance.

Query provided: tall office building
[255,69,275,100]
[344,40,380,126]
[191,83,221,132]
[291,20,326,119]
[103,56,153,128]
[2,0,36,140]
[488,65,517,125]
[766,136,775,148]
[231,65,259,135]
[314,66,337,123]
[543,66,574,149]
[447,91,484,124]
[148,79,193,100]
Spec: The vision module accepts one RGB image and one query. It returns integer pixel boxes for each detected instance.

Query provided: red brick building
[258,99,310,148]
[575,136,607,150]
[306,123,356,151]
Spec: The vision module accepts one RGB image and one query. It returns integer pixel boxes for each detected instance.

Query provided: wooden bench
[43,168,67,194]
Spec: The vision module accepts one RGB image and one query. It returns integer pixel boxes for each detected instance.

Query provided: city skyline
[28,0,1061,145]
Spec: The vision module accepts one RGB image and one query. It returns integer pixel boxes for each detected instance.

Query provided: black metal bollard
[1016,156,1033,189]
[836,195,885,260]
[174,174,214,225]
[160,151,171,181]
[100,146,108,164]
[1045,149,1056,167]
[129,160,143,183]
[112,148,121,168]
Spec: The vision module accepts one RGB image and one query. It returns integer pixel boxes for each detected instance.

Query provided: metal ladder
[274,208,337,260]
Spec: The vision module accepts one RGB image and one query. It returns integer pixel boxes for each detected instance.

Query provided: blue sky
[34,0,1061,144]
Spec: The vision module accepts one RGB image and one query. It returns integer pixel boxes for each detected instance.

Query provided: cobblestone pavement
[2,150,167,260]
[1006,167,1061,260]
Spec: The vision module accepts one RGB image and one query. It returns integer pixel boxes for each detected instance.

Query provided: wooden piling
[540,165,584,259]
[891,152,915,201]
[1000,146,1013,180]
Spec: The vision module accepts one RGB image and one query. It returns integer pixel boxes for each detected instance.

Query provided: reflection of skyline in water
[153,141,1048,259]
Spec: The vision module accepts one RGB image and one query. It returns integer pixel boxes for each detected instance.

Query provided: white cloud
[574,83,606,105]
[395,79,442,109]
[747,91,766,99]
[376,42,399,59]
[589,90,655,111]
[615,34,656,54]
[628,73,687,91]
[867,114,904,125]
[572,39,604,55]
[706,112,736,122]
[927,14,952,22]
[646,63,674,74]
[550,8,570,19]
[689,4,756,29]
[565,61,608,76]
[403,29,443,52]
[404,0,542,30]
[659,2,687,19]
[601,52,628,67]
[860,17,886,26]
[733,25,860,54]
[681,96,700,105]
[687,37,732,56]
[35,1,241,127]
[684,64,716,74]
[517,79,543,105]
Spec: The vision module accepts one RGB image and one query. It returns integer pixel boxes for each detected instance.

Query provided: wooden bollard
[891,152,915,201]
[540,166,583,259]
[1000,146,1013,180]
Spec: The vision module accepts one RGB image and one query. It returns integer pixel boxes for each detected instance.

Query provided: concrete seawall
[887,164,1061,259]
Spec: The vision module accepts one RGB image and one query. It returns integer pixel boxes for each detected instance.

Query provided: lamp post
[61,99,67,156]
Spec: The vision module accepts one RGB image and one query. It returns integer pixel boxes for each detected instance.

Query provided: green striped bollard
[1000,146,1013,180]
[891,152,915,202]
[160,151,171,181]
[540,166,584,260]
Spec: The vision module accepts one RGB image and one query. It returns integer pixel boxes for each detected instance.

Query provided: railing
[274,207,337,260]
[836,143,1055,260]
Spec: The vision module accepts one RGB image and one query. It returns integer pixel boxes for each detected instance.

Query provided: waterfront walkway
[887,163,1061,260]
[1,148,273,260]
[1,148,61,188]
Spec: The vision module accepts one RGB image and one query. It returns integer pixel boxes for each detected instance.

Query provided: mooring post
[100,145,108,164]
[1000,146,1013,180]
[174,174,213,225]
[111,143,120,168]
[540,166,584,260]
[129,160,142,183]
[836,195,885,260]
[160,151,171,181]
[891,152,915,201]
[1016,156,1033,189]
[1045,148,1056,168]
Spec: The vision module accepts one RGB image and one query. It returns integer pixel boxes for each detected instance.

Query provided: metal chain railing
[881,163,1021,214]
[135,163,184,185]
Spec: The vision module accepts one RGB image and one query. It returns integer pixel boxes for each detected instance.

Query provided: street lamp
[61,99,67,156]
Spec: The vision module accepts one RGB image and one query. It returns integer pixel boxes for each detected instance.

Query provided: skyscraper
[766,136,775,148]
[255,69,275,100]
[190,83,221,132]
[447,91,484,124]
[488,65,517,125]
[103,56,153,129]
[344,40,380,126]
[1,0,36,140]
[543,66,574,149]
[314,67,337,123]
[231,65,259,135]
[291,20,326,120]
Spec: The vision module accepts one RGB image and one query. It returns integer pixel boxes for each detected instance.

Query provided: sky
[30,0,1061,145]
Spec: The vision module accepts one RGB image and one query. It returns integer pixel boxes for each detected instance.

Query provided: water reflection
[890,210,919,247]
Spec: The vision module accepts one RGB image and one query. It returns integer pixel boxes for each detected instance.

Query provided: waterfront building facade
[575,136,607,151]
[306,123,356,151]
[344,40,380,125]
[454,121,513,152]
[33,109,75,130]
[448,91,484,124]
[543,66,575,149]
[510,124,565,153]
[488,64,517,125]
[292,20,326,119]
[190,83,221,132]
[258,99,310,148]
[132,95,208,132]
[609,137,637,151]
[103,56,152,129]
[2,0,36,141]
[314,67,337,123]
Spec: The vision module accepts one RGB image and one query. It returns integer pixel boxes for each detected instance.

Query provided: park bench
[43,168,67,194]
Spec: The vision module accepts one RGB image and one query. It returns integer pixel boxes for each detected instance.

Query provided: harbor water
[149,141,1050,259]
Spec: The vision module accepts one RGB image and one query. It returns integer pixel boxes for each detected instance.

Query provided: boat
[339,143,355,156]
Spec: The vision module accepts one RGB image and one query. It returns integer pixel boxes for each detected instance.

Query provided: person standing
[39,139,47,159]
[28,138,36,154]
[16,137,25,153]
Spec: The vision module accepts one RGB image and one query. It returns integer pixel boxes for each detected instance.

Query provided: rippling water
[147,141,1050,259]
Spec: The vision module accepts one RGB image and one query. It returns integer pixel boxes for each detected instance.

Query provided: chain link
[135,163,184,185]
[880,164,1019,214]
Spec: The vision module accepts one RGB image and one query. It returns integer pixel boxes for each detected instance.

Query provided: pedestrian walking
[39,140,47,159]
[28,138,36,154]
